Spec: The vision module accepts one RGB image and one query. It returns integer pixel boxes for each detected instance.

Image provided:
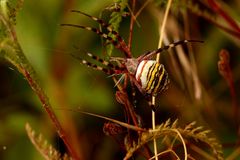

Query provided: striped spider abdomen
[62,10,203,110]
[135,60,169,96]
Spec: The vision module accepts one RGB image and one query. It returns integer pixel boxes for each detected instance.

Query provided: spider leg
[72,45,121,71]
[128,73,146,95]
[138,39,203,61]
[72,53,119,75]
[71,10,110,28]
[62,24,119,47]
[62,10,131,57]
[114,74,125,87]
[85,52,122,72]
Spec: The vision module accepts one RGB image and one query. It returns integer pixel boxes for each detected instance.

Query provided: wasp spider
[62,10,203,110]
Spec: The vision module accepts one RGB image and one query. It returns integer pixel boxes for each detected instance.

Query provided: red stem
[187,2,240,40]
[207,0,240,33]
[128,0,136,51]
[5,1,79,157]
[24,70,80,160]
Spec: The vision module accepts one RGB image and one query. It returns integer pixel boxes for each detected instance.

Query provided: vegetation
[0,0,240,159]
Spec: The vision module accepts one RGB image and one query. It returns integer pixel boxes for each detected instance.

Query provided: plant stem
[128,0,136,50]
[153,0,173,159]
[207,0,240,34]
[0,5,80,158]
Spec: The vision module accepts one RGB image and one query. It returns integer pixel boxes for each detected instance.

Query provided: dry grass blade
[226,146,240,160]
[55,108,145,132]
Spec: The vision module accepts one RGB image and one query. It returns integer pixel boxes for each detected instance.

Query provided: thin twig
[186,1,240,40]
[189,144,216,160]
[171,129,187,160]
[23,69,80,159]
[156,0,172,62]
[149,149,180,160]
[183,10,202,100]
[151,97,158,160]
[226,146,240,160]
[135,0,152,19]
[207,0,240,34]
[152,1,173,160]
[128,0,136,50]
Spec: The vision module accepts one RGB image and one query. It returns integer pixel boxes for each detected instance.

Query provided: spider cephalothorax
[62,10,203,108]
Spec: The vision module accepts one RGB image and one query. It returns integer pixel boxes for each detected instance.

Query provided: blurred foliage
[0,0,240,159]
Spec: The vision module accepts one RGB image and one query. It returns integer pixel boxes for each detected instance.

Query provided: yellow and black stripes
[136,60,169,96]
[145,63,162,92]
[152,65,169,94]
[61,10,204,112]
[145,63,169,95]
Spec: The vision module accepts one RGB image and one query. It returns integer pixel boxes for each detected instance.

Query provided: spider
[61,10,203,111]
